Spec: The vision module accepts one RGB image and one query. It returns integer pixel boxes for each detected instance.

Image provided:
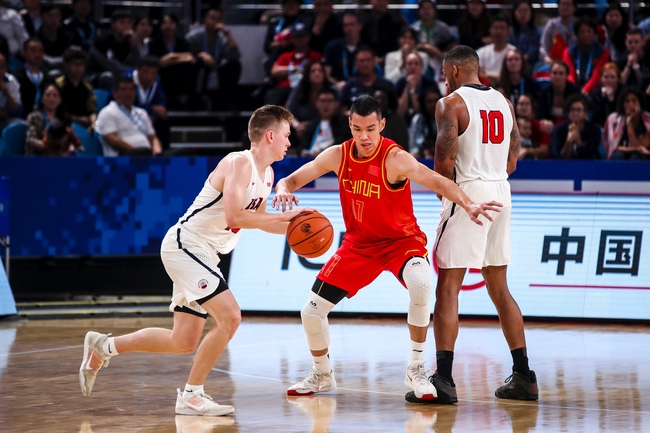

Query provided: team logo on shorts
[198,279,209,290]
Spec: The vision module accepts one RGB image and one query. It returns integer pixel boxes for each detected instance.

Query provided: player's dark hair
[349,94,383,120]
[444,45,479,69]
[248,105,294,143]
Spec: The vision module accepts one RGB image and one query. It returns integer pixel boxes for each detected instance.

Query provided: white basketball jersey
[453,85,513,183]
[177,150,273,254]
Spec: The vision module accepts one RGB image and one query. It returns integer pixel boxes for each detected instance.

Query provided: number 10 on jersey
[479,110,504,145]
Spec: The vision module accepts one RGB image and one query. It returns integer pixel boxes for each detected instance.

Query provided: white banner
[229,192,650,320]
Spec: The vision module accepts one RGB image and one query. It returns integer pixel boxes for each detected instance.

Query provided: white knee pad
[301,291,335,351]
[404,257,433,327]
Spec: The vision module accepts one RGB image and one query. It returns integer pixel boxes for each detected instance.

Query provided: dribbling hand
[467,201,503,226]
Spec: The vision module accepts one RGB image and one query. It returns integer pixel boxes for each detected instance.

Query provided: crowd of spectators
[1,0,649,160]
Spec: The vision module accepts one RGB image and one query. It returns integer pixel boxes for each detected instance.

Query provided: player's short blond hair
[248,105,294,143]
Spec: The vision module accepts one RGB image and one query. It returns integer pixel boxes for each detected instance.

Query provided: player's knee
[403,257,432,305]
[301,304,326,335]
[221,309,242,338]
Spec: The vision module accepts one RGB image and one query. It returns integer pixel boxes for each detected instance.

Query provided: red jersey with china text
[338,136,426,248]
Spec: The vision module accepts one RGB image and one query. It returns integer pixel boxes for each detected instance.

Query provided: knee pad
[403,257,433,327]
[300,291,335,351]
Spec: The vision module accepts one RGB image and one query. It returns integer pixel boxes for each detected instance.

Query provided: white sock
[313,354,332,375]
[410,341,426,364]
[183,384,204,397]
[102,337,118,357]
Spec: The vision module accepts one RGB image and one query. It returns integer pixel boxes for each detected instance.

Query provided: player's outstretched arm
[273,145,342,211]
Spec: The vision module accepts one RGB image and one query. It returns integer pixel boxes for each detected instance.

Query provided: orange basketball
[287,211,334,258]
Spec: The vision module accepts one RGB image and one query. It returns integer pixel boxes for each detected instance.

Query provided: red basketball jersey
[337,136,426,248]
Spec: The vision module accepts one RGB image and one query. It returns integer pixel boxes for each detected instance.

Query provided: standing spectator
[539,0,578,65]
[515,93,552,150]
[297,87,350,157]
[360,0,407,59]
[147,13,195,110]
[25,83,81,156]
[0,0,30,57]
[37,4,81,70]
[304,0,342,55]
[185,7,241,110]
[538,60,580,126]
[374,87,409,149]
[477,16,517,86]
[12,38,46,118]
[551,93,602,159]
[411,0,456,83]
[508,1,540,67]
[95,76,162,156]
[396,52,435,123]
[384,28,429,84]
[497,48,538,104]
[286,61,329,138]
[616,29,650,88]
[322,12,368,91]
[602,86,650,160]
[263,0,305,75]
[588,62,622,126]
[266,22,321,107]
[124,57,169,150]
[64,0,97,51]
[562,18,609,94]
[339,47,395,114]
[131,15,152,58]
[408,85,441,159]
[0,52,21,129]
[20,0,41,37]
[88,10,139,89]
[599,3,629,62]
[55,48,97,130]
[457,0,490,51]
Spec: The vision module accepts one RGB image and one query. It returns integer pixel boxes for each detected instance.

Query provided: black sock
[436,350,454,384]
[511,347,530,376]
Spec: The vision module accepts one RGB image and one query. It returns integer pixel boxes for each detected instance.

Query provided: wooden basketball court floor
[1,315,649,433]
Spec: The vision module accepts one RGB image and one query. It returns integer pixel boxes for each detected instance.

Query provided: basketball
[287,211,334,258]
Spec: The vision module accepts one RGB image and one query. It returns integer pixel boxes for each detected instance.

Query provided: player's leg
[287,279,346,396]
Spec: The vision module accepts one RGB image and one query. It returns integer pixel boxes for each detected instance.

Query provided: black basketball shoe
[495,370,539,400]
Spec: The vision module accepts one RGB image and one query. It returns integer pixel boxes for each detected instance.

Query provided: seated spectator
[20,0,41,37]
[0,0,29,58]
[373,88,409,149]
[297,87,350,157]
[551,93,602,159]
[186,6,241,110]
[37,4,81,71]
[408,85,441,159]
[588,62,622,126]
[0,52,21,130]
[538,60,580,126]
[517,116,548,160]
[508,1,540,67]
[124,57,169,149]
[95,76,162,156]
[340,48,395,114]
[360,0,406,60]
[88,9,139,89]
[322,12,368,91]
[515,93,552,149]
[477,16,516,86]
[304,0,342,55]
[285,61,329,139]
[602,86,650,160]
[64,0,97,51]
[496,48,538,104]
[55,48,97,130]
[25,83,81,156]
[266,22,321,107]
[147,13,195,110]
[457,0,490,51]
[396,52,435,123]
[411,0,456,83]
[539,0,578,65]
[262,0,305,75]
[384,28,429,84]
[616,29,650,88]
[599,3,629,62]
[131,15,152,58]
[562,18,609,94]
[12,38,46,117]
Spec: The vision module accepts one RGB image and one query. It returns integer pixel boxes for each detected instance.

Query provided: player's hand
[272,192,300,211]
[467,201,503,226]
[283,207,316,221]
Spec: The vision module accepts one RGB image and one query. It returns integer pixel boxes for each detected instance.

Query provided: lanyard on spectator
[118,104,148,134]
[42,111,51,129]
[203,31,221,63]
[576,46,595,82]
[275,17,285,36]
[134,71,155,106]
[26,69,43,110]
[520,80,525,96]
[166,40,175,53]
[76,21,95,45]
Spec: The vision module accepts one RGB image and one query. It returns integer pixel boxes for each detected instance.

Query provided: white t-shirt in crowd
[95,101,154,156]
